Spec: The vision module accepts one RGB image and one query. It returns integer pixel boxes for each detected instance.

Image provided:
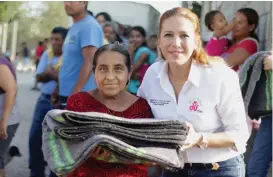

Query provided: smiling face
[94,51,131,97]
[129,30,145,48]
[158,15,196,65]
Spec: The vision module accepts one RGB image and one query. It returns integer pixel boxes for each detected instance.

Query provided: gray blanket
[239,51,272,119]
[42,110,188,176]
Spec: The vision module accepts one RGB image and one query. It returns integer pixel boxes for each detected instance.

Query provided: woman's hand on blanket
[264,54,272,71]
[91,146,111,161]
[182,122,202,149]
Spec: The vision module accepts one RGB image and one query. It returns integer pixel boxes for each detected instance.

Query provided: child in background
[204,11,235,56]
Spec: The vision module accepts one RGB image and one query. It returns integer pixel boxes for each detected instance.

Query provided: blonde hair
[159,7,221,64]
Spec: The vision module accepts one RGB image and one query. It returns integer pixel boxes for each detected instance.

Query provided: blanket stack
[42,110,189,176]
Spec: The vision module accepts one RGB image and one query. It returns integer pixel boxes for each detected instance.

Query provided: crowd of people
[0,1,272,177]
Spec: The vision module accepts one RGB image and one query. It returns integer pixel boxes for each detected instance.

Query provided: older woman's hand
[182,122,202,149]
[263,54,272,70]
[91,146,111,161]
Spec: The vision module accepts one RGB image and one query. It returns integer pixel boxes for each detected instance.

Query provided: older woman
[224,8,259,71]
[138,7,249,177]
[103,21,123,44]
[0,57,20,177]
[65,43,153,177]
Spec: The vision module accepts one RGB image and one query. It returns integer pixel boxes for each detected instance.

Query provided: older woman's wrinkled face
[104,26,116,43]
[95,51,131,97]
[158,16,196,65]
[233,12,255,39]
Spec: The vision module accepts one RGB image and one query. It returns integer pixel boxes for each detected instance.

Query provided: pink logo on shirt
[189,101,199,112]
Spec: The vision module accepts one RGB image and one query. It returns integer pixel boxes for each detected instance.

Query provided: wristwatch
[197,133,209,150]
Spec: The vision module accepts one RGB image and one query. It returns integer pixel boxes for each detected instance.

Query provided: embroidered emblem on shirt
[189,98,202,113]
[150,99,170,106]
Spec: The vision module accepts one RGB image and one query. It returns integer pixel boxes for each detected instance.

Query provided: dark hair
[92,42,131,73]
[130,26,147,48]
[51,27,68,40]
[204,10,221,31]
[88,10,93,16]
[38,41,43,46]
[130,26,146,38]
[238,8,259,41]
[96,12,112,22]
[123,25,132,37]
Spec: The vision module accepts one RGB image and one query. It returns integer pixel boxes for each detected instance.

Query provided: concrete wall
[87,1,160,35]
[201,1,272,50]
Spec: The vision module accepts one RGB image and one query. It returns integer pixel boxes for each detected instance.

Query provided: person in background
[95,12,112,45]
[96,12,112,26]
[0,57,20,177]
[204,10,235,56]
[21,42,30,67]
[65,43,153,177]
[247,53,272,177]
[32,41,45,91]
[28,27,68,177]
[127,26,151,94]
[51,2,103,109]
[103,21,123,43]
[43,38,50,50]
[138,7,248,177]
[223,8,259,72]
[146,34,158,64]
[120,25,131,47]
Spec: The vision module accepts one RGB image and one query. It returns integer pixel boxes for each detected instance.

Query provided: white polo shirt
[137,60,249,163]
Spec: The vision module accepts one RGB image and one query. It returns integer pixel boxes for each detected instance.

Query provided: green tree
[16,2,69,49]
[0,2,25,22]
[35,1,69,38]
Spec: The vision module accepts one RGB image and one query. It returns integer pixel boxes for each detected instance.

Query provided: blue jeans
[163,156,245,177]
[248,115,272,177]
[29,93,57,177]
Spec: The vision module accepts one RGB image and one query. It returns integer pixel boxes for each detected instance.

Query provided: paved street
[6,71,41,177]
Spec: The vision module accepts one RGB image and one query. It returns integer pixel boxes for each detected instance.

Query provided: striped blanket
[42,110,188,176]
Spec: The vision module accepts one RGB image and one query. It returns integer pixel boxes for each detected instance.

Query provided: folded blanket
[42,110,188,176]
[239,51,272,119]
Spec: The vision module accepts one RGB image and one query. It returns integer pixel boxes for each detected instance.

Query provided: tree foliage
[0,2,25,22]
[1,1,69,51]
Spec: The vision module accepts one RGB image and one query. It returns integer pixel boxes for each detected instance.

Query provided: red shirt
[226,38,259,71]
[35,45,45,60]
[65,92,153,177]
